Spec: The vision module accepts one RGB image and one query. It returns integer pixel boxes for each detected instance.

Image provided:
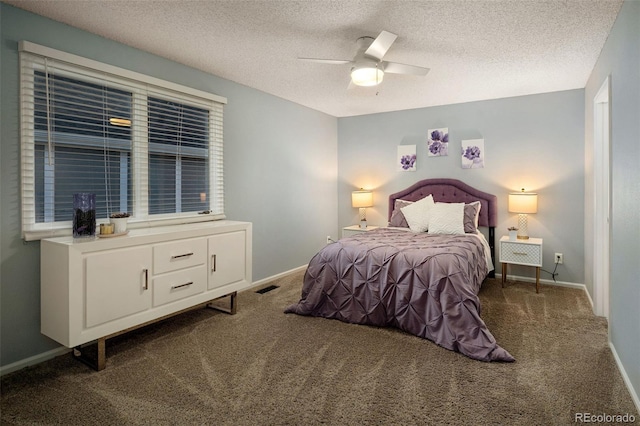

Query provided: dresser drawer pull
[142,268,149,290]
[212,254,217,272]
[171,281,194,290]
[513,252,529,255]
[171,252,194,260]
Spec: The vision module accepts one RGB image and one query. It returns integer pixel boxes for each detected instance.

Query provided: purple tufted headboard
[388,179,498,276]
[388,178,498,227]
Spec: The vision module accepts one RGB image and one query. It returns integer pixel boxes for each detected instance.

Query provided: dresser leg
[73,337,106,371]
[536,267,540,293]
[207,291,237,315]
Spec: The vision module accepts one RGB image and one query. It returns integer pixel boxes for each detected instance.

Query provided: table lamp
[508,189,538,239]
[352,189,373,229]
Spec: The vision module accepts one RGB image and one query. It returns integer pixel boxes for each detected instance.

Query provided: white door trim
[593,76,610,319]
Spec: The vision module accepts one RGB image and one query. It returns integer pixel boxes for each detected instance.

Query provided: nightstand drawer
[500,241,542,266]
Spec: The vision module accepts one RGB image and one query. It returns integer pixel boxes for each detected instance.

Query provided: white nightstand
[499,236,543,293]
[342,225,379,238]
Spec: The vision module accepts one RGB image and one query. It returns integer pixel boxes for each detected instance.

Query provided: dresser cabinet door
[208,231,246,290]
[85,246,152,328]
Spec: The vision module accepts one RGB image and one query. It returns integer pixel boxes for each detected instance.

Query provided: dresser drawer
[154,238,207,274]
[153,265,207,307]
[500,241,542,266]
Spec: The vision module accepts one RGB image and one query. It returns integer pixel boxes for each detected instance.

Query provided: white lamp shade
[352,189,373,208]
[508,192,538,214]
[351,67,384,86]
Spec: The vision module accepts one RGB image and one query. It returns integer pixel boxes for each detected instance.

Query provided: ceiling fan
[298,31,430,87]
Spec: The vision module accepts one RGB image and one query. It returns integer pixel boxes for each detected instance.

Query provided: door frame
[593,76,611,318]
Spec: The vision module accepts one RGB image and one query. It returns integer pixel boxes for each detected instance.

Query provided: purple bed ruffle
[285,228,514,362]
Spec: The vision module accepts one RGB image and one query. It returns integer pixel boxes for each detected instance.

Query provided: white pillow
[428,202,465,235]
[400,195,434,232]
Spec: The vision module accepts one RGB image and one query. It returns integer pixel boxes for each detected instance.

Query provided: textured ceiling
[4,0,623,117]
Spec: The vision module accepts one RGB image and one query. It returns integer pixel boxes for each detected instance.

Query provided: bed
[285,178,514,362]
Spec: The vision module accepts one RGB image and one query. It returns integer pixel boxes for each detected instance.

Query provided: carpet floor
[1,271,638,425]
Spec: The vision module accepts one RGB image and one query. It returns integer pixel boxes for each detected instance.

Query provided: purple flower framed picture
[427,128,449,157]
[397,145,416,172]
[461,139,485,169]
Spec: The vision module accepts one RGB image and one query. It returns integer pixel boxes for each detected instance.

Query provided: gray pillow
[389,199,413,227]
[464,201,481,233]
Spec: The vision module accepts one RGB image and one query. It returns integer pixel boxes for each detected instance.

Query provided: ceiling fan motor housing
[350,36,384,85]
[298,30,429,87]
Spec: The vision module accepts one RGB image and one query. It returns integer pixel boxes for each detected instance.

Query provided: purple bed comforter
[285,228,514,362]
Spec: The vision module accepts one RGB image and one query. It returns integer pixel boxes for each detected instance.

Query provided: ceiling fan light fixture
[351,66,384,86]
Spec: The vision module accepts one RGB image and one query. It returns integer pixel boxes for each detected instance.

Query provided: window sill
[24,213,226,242]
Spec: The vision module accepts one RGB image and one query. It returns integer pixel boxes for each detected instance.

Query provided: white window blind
[19,41,226,240]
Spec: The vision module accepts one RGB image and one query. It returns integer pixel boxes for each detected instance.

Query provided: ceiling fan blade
[382,61,430,76]
[364,31,397,60]
[298,57,352,65]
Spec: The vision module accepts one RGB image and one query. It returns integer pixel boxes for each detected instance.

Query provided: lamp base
[517,214,529,239]
[359,207,367,229]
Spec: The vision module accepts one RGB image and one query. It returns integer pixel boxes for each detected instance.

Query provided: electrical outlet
[326,235,332,244]
[555,253,564,264]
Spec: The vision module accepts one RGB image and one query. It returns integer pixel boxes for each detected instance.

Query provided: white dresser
[40,220,252,369]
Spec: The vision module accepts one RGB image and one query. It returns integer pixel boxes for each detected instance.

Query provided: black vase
[73,193,96,237]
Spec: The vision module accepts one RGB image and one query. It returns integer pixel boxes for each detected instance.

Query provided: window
[33,71,133,223]
[19,42,227,240]
[147,97,210,215]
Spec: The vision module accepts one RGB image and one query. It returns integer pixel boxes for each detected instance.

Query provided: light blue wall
[0,4,338,367]
[337,90,585,284]
[585,0,640,406]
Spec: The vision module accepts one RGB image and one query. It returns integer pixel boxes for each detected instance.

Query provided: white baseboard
[497,272,594,312]
[583,284,595,310]
[503,273,596,315]
[609,341,640,413]
[244,264,307,291]
[496,272,586,291]
[0,347,71,377]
